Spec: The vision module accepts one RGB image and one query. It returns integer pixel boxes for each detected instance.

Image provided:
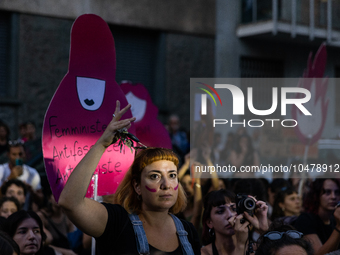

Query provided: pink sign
[292,43,329,146]
[42,14,135,202]
[120,82,172,149]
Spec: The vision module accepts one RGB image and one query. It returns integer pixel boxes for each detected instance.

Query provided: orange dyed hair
[114,147,187,214]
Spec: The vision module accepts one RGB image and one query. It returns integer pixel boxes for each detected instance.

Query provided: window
[110,25,162,101]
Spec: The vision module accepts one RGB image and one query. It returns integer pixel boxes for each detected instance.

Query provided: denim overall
[128,214,195,255]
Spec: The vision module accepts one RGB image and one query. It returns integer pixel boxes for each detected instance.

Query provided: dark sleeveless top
[212,241,219,255]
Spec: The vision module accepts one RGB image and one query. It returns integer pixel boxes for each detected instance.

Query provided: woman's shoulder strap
[128,213,150,255]
[170,214,195,255]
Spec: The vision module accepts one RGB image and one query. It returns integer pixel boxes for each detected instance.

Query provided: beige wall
[0,0,215,35]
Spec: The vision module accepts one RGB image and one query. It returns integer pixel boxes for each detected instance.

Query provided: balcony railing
[240,0,340,45]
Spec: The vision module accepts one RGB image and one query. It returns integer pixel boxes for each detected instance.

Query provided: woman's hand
[229,214,250,248]
[59,101,135,238]
[96,100,136,148]
[334,206,340,229]
[243,200,269,234]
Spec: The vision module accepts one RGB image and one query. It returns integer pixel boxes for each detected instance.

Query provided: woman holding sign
[58,101,200,255]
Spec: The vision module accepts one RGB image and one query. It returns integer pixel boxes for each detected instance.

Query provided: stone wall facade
[0,2,215,137]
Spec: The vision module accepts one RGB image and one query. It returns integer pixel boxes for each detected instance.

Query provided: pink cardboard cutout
[42,14,135,202]
[120,82,172,149]
[291,43,329,146]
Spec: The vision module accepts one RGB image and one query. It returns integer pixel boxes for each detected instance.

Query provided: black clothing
[41,246,58,255]
[212,241,219,255]
[294,212,335,244]
[0,144,7,155]
[96,203,201,255]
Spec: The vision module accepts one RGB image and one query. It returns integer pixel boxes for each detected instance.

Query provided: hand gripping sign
[42,14,135,202]
[120,82,172,149]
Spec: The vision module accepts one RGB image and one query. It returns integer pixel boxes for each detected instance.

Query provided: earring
[137,194,141,200]
[282,207,285,212]
[209,228,215,237]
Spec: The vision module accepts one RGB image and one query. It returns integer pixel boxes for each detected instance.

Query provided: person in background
[178,167,203,232]
[0,141,41,192]
[167,114,189,161]
[232,178,270,243]
[37,192,77,255]
[1,180,27,210]
[0,196,20,218]
[256,222,313,255]
[294,179,340,255]
[0,140,43,211]
[271,186,301,225]
[25,122,36,142]
[176,149,204,233]
[19,123,28,143]
[0,230,20,255]
[201,189,268,255]
[267,179,291,218]
[21,122,43,173]
[5,210,44,255]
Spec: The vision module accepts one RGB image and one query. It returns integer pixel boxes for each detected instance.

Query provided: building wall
[0,3,215,137]
[0,13,73,138]
[164,33,215,126]
[0,0,215,35]
[17,14,72,132]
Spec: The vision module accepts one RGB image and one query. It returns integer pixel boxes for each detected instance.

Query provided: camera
[235,194,256,217]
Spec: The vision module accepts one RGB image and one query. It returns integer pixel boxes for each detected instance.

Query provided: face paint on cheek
[145,185,157,192]
[174,184,178,191]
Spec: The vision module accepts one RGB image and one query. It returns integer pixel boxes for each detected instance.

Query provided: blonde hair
[114,147,187,214]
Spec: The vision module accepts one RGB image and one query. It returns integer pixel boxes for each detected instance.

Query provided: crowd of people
[0,121,90,255]
[0,104,339,255]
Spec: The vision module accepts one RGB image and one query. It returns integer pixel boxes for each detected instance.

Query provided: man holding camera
[0,140,41,191]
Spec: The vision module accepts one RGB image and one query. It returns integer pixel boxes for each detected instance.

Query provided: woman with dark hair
[201,189,268,255]
[37,193,77,255]
[178,168,203,232]
[59,102,201,254]
[1,179,27,210]
[294,179,340,255]
[0,230,20,255]
[0,196,21,218]
[271,186,301,224]
[5,210,43,255]
[256,222,313,255]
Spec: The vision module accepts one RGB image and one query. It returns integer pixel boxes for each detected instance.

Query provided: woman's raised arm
[58,101,136,237]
